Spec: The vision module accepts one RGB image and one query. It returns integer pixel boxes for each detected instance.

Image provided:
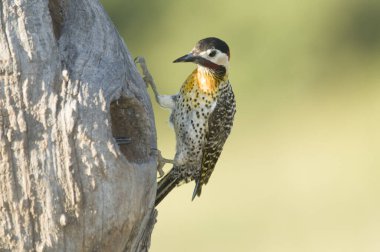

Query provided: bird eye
[208,50,217,57]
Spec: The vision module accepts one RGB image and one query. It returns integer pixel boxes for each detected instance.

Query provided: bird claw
[134,56,160,97]
[135,57,149,88]
[151,148,174,178]
[157,161,165,178]
[134,56,145,65]
[155,150,167,178]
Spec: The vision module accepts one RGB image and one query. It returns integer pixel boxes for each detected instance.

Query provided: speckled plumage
[155,37,236,205]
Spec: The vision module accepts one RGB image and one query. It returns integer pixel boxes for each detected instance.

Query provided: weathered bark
[0,0,157,251]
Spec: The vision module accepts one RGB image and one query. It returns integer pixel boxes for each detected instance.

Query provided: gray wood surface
[0,0,157,251]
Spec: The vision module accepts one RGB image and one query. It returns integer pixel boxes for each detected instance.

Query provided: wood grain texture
[0,0,157,251]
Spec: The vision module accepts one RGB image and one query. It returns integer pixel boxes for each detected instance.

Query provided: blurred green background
[101,0,380,251]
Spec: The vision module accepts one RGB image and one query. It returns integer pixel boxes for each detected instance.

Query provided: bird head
[173,37,230,77]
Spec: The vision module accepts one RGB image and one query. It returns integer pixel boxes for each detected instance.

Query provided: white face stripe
[198,49,230,70]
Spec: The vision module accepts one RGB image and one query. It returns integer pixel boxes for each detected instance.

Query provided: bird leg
[135,56,161,104]
[135,57,177,177]
[135,56,176,110]
[151,148,175,178]
[115,137,171,177]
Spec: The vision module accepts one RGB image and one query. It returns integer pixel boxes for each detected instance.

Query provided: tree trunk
[0,0,157,251]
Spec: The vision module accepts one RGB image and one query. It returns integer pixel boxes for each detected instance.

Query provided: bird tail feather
[192,179,202,201]
[155,169,179,206]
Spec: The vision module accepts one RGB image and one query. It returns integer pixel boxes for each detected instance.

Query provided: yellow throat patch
[197,68,218,93]
[182,68,220,94]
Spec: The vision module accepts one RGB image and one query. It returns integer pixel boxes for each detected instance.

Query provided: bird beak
[173,53,197,63]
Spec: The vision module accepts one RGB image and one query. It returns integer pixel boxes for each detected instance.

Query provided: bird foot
[134,57,160,99]
[151,148,174,178]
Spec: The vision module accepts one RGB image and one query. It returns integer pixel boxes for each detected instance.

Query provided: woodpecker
[136,37,236,206]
